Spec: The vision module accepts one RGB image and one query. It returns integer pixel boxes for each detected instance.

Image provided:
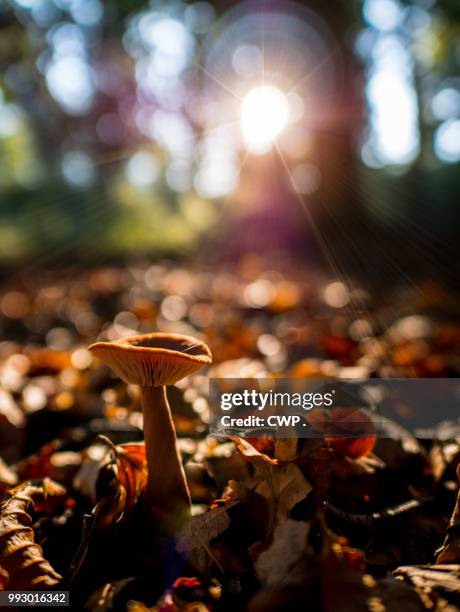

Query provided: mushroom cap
[88,332,212,387]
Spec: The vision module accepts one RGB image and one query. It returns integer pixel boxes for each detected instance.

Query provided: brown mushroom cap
[88,332,212,387]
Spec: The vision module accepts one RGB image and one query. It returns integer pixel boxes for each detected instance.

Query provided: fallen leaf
[230,436,311,526]
[230,436,277,466]
[176,503,237,574]
[394,564,460,608]
[274,438,297,461]
[98,436,147,518]
[254,462,312,524]
[255,519,310,586]
[0,478,66,589]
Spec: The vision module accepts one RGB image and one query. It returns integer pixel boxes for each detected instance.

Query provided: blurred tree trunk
[305,0,372,278]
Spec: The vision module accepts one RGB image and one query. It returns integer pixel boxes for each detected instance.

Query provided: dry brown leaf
[177,504,234,550]
[98,436,147,519]
[0,478,66,589]
[113,442,147,515]
[394,565,460,609]
[228,436,278,494]
[229,436,311,526]
[254,519,310,586]
[254,462,312,524]
[221,479,254,503]
[229,436,277,465]
[429,441,460,482]
[176,503,237,574]
[274,438,298,461]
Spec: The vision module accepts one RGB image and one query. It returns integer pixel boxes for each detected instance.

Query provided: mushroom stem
[140,385,191,516]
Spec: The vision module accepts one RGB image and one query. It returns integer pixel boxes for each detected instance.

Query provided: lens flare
[241,85,290,154]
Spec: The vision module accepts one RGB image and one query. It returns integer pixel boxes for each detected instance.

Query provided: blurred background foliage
[0,0,459,285]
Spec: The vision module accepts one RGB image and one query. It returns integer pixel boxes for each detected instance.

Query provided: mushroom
[88,332,212,525]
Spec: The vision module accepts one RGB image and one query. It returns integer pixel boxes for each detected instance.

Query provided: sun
[240,85,290,154]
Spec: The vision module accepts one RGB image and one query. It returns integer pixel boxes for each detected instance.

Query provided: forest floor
[0,259,459,611]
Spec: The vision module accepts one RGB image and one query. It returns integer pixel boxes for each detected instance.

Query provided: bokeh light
[1,0,459,263]
[434,120,460,164]
[240,85,290,154]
